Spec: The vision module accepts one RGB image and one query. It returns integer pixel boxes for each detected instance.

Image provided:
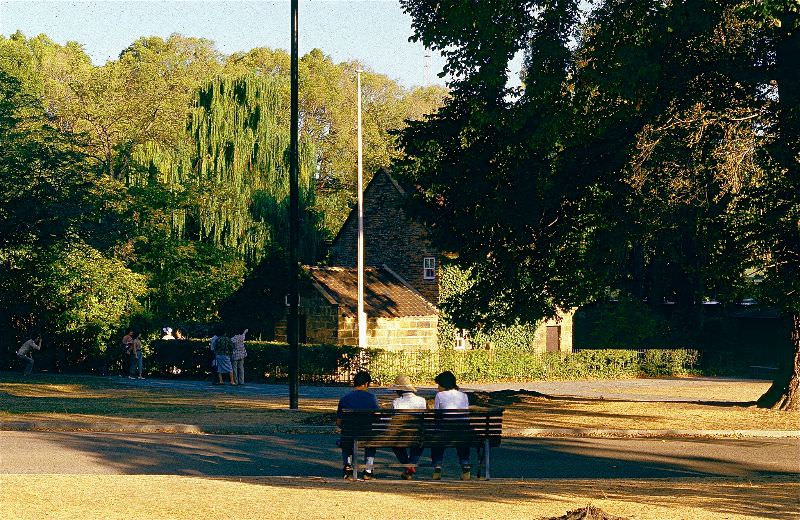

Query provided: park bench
[339,408,504,480]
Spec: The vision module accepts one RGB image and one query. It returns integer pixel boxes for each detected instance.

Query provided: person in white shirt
[161,327,175,340]
[390,374,427,480]
[16,336,42,376]
[431,370,472,480]
[209,332,220,385]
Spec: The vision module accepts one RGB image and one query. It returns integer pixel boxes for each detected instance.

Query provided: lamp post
[356,70,367,351]
[288,0,300,410]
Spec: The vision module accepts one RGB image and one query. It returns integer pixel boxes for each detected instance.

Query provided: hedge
[362,348,700,384]
[140,340,703,384]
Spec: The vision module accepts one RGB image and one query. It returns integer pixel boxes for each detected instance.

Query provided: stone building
[275,266,438,350]
[278,168,573,353]
[329,169,439,303]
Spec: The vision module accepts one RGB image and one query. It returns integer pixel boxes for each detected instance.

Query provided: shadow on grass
[470,389,759,408]
[2,431,798,519]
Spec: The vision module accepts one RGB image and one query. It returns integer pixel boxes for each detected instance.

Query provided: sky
[0,0,524,89]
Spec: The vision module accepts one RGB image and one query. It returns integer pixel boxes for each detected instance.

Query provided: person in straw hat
[390,374,427,479]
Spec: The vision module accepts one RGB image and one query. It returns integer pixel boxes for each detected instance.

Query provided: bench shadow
[8,431,798,520]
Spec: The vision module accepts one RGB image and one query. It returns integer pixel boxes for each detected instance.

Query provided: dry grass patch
[2,374,797,435]
[0,376,336,433]
[1,475,796,520]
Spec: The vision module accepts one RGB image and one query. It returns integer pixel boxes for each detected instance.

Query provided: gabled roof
[330,168,407,249]
[305,265,438,318]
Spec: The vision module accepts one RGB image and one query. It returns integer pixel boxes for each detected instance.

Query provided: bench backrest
[339,408,503,448]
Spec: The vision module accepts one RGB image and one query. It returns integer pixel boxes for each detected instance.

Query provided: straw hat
[392,374,416,393]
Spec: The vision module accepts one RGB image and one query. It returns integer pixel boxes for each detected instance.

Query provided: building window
[454,329,470,351]
[423,256,436,280]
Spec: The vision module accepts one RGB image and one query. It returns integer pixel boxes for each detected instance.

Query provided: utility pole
[288,0,300,409]
[356,70,367,351]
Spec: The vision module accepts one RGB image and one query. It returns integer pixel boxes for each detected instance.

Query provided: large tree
[396,0,799,409]
[0,70,146,361]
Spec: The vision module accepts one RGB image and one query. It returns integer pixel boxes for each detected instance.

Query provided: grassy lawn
[1,475,797,520]
[0,373,798,434]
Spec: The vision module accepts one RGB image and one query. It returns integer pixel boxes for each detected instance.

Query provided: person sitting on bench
[336,370,379,480]
[390,374,427,480]
[430,370,472,480]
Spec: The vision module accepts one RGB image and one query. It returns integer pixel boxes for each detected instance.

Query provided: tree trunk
[757,313,800,411]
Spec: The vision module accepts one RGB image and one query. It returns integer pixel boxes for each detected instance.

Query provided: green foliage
[132,340,702,383]
[574,299,669,348]
[397,1,798,408]
[225,47,449,235]
[219,249,289,339]
[363,348,698,384]
[438,262,541,348]
[0,69,146,361]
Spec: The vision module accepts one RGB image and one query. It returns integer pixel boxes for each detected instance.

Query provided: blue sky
[0,0,523,88]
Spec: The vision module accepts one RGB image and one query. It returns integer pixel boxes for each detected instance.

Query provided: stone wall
[330,170,439,303]
[274,288,339,344]
[274,282,439,351]
[338,315,439,351]
[529,309,575,353]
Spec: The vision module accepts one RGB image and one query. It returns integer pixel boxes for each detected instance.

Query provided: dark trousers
[431,446,470,467]
[17,353,33,376]
[340,444,376,467]
[392,446,424,466]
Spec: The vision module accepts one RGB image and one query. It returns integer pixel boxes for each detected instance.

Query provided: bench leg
[352,439,358,480]
[484,438,491,480]
[477,444,485,478]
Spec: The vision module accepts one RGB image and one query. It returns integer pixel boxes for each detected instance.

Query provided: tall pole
[356,70,367,351]
[288,0,300,409]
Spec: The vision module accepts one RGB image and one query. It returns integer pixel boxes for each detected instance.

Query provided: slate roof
[305,266,438,318]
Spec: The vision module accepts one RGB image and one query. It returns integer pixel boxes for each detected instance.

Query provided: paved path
[2,430,798,479]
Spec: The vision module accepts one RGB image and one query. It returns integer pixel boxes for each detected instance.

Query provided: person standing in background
[214,332,236,385]
[129,332,144,379]
[210,331,220,385]
[16,336,42,376]
[231,328,248,385]
[121,329,133,377]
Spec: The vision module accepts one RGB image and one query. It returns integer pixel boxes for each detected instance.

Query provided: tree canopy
[396,0,799,409]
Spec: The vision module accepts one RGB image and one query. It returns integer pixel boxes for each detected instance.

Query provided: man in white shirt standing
[390,374,427,479]
[16,336,42,376]
[431,370,472,480]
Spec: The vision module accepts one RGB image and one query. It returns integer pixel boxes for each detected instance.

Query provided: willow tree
[135,75,321,264]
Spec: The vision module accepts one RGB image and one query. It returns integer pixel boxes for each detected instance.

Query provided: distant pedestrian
[231,328,248,385]
[161,327,175,340]
[390,374,427,480]
[430,370,472,480]
[16,336,42,376]
[336,370,379,479]
[129,332,144,379]
[209,332,220,384]
[214,332,236,385]
[121,329,133,377]
[175,329,186,340]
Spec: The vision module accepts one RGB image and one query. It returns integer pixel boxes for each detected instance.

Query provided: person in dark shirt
[337,370,379,479]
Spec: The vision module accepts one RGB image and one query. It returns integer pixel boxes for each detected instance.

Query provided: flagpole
[356,70,367,351]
